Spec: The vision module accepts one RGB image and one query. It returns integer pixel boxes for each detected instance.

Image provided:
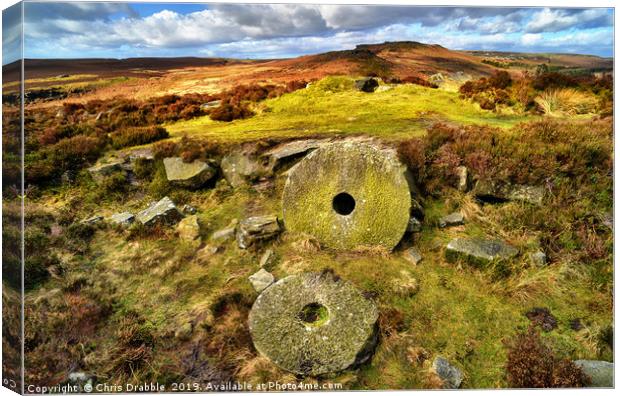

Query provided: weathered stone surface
[220,152,269,187]
[439,212,464,228]
[201,100,221,110]
[264,139,326,169]
[376,85,393,92]
[355,77,379,92]
[404,247,422,265]
[283,142,411,250]
[529,250,547,267]
[259,249,274,268]
[136,196,184,226]
[456,166,469,192]
[177,215,201,242]
[445,237,518,266]
[474,180,544,205]
[108,212,135,226]
[249,272,378,376]
[211,219,238,242]
[237,215,281,249]
[432,357,463,389]
[249,268,275,292]
[163,157,216,188]
[88,159,126,183]
[574,360,613,387]
[407,217,422,233]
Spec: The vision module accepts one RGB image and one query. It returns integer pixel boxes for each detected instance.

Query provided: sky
[2,2,615,64]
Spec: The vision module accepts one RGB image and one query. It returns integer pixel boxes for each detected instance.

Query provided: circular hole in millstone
[332,192,356,216]
[297,303,329,327]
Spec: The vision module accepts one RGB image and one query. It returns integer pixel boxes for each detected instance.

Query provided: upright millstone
[282,141,411,250]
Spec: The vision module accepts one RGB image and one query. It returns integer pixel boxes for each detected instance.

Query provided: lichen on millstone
[136,196,184,226]
[282,142,411,250]
[445,237,518,266]
[163,157,216,188]
[248,272,378,376]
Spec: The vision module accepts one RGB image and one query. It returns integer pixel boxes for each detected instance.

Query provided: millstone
[248,272,378,376]
[282,142,411,250]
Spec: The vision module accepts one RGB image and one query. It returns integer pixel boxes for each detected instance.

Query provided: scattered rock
[236,215,281,249]
[248,268,275,292]
[264,139,326,169]
[525,307,557,331]
[108,212,135,227]
[248,272,379,376]
[570,318,583,331]
[211,219,238,242]
[81,215,103,225]
[573,360,613,387]
[175,322,193,341]
[221,151,270,188]
[177,215,201,243]
[163,157,216,189]
[200,100,221,110]
[407,217,422,233]
[474,180,544,205]
[283,142,411,250]
[456,166,469,192]
[445,237,518,266]
[68,372,93,386]
[404,247,423,265]
[439,212,464,228]
[529,250,547,267]
[429,73,445,83]
[432,357,463,389]
[136,196,184,226]
[376,85,393,92]
[88,159,126,183]
[355,77,379,93]
[182,204,197,215]
[259,249,274,268]
[196,244,222,261]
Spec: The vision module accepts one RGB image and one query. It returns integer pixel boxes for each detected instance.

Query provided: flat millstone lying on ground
[445,237,518,265]
[237,215,281,249]
[163,157,216,188]
[248,272,379,376]
[136,196,184,226]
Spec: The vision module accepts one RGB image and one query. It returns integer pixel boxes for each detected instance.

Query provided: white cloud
[526,8,612,33]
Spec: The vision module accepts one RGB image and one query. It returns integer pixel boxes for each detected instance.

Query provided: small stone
[354,77,379,92]
[445,237,518,266]
[196,244,221,261]
[200,100,221,110]
[407,217,422,233]
[177,215,201,242]
[529,250,547,267]
[163,157,216,189]
[108,212,135,227]
[136,196,184,226]
[182,204,197,215]
[432,356,463,389]
[573,360,613,387]
[249,268,275,292]
[68,372,91,384]
[404,247,423,265]
[81,215,103,225]
[474,180,544,205]
[439,212,464,228]
[259,249,274,268]
[456,166,469,192]
[88,159,127,183]
[175,322,193,341]
[237,215,281,249]
[211,219,238,241]
[221,151,270,188]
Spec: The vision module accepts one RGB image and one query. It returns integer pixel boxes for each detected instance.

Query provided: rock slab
[574,360,613,387]
[136,196,184,226]
[109,212,135,226]
[445,237,518,266]
[237,215,281,249]
[432,357,463,389]
[439,212,464,228]
[249,269,275,292]
[163,157,216,188]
